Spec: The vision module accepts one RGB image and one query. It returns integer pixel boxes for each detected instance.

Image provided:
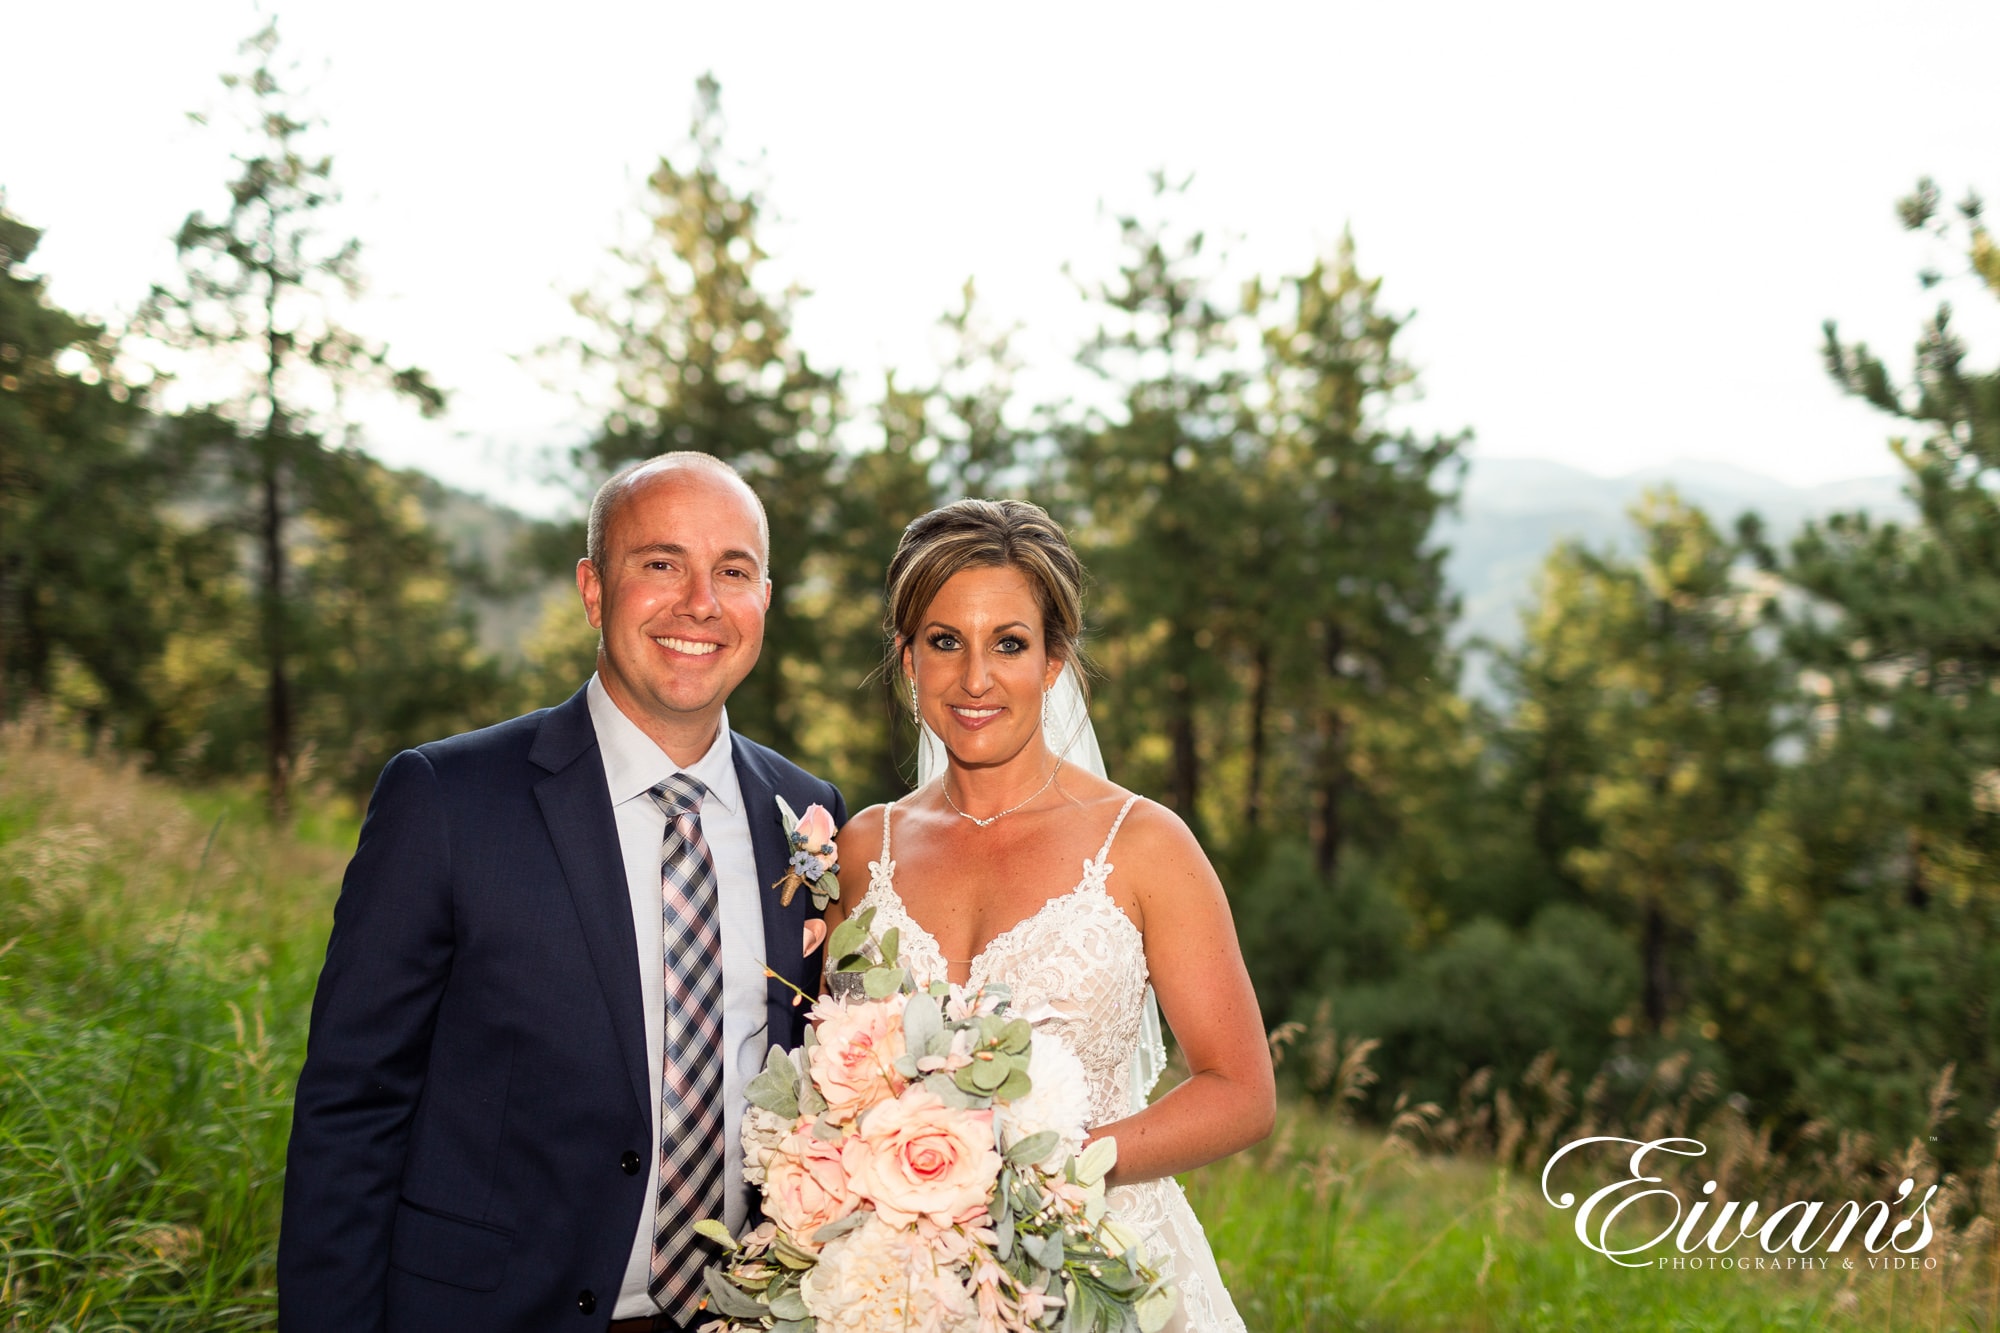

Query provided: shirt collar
[585,674,741,814]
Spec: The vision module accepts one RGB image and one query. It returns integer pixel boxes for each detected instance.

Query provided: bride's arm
[1086,801,1276,1186]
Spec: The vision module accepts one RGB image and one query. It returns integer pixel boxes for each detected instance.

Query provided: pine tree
[1062,177,1250,831]
[142,20,442,815]
[1506,493,1782,1034]
[1250,234,1465,878]
[0,204,185,740]
[570,74,839,757]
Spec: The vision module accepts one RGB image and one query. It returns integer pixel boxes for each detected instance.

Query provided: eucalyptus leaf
[1005,1130,1059,1166]
[691,1218,738,1249]
[826,913,869,963]
[956,1058,1006,1096]
[878,925,901,966]
[893,1053,921,1080]
[771,1233,818,1269]
[702,1270,770,1320]
[925,1071,985,1109]
[1076,1137,1118,1187]
[1136,1284,1176,1333]
[863,966,906,999]
[902,992,942,1052]
[769,1289,810,1320]
[774,1320,815,1333]
[993,1207,1014,1261]
[811,1114,843,1143]
[811,1210,871,1244]
[745,1068,799,1120]
[999,1017,1033,1054]
[996,1062,1033,1102]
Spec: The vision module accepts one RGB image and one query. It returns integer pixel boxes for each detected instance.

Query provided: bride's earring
[909,678,920,726]
[1041,689,1050,729]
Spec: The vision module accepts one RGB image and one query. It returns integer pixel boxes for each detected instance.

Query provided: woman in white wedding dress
[827,499,1274,1333]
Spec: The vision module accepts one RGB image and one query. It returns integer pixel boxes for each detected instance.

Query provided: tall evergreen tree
[1758,178,2000,1144]
[1505,493,1781,1034]
[570,74,839,757]
[0,205,186,740]
[142,20,442,815]
[1064,177,1249,831]
[1251,235,1464,877]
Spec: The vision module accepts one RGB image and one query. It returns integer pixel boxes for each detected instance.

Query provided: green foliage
[568,73,840,760]
[139,19,445,815]
[1501,493,1783,1034]
[1332,905,1640,1109]
[0,206,199,747]
[0,729,344,1327]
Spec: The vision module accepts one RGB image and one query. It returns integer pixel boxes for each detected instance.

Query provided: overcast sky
[7,1,1998,515]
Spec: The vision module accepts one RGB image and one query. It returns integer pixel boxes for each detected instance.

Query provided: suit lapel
[531,689,651,1120]
[732,737,808,1041]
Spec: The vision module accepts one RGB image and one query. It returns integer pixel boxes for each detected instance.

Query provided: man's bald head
[585,452,771,577]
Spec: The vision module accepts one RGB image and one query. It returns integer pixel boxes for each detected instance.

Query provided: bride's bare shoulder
[1108,796,1219,884]
[834,802,889,855]
[827,803,896,929]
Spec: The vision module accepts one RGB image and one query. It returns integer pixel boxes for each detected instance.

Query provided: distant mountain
[1441,456,1913,697]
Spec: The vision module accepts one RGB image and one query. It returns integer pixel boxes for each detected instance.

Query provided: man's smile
[653,635,722,656]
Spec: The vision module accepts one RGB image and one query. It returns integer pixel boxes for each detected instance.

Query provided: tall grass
[1,721,345,1331]
[3,721,1995,1330]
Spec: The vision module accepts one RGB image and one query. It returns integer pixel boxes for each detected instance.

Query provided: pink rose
[841,1087,1001,1230]
[764,1127,859,1250]
[795,803,838,858]
[810,994,909,1121]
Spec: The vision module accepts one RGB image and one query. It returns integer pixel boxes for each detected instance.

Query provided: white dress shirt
[587,677,770,1319]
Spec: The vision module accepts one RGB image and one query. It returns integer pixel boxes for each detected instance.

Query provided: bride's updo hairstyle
[884,498,1090,699]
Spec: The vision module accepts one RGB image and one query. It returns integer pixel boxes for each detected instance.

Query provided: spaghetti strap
[880,800,896,864]
[1095,794,1142,864]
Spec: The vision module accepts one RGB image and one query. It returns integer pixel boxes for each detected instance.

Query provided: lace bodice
[860,795,1148,1128]
[855,793,1247,1333]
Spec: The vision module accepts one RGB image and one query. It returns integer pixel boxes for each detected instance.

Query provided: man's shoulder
[405,696,578,785]
[730,731,839,802]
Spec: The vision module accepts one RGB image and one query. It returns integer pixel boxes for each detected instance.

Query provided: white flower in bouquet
[998,1031,1091,1170]
[738,1104,793,1187]
[802,1214,978,1333]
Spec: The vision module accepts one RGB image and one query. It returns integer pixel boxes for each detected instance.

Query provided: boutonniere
[773,796,840,910]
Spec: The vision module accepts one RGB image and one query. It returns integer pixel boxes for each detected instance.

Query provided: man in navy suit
[278,453,842,1332]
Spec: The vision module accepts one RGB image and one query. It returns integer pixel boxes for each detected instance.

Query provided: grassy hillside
[1,724,1991,1330]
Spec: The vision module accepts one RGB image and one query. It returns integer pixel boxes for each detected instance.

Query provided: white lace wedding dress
[857,794,1249,1333]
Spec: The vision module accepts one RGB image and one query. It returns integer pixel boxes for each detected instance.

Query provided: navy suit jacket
[277,687,844,1332]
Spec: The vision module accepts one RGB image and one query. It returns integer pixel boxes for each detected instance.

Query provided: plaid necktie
[646,773,725,1322]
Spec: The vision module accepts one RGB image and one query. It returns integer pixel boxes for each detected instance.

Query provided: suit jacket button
[621,1150,643,1175]
[577,1289,596,1315]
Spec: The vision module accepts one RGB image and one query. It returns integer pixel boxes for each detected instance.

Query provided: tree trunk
[1642,895,1670,1034]
[261,439,291,819]
[1312,624,1348,880]
[1244,638,1270,832]
[1166,622,1199,829]
[261,253,292,820]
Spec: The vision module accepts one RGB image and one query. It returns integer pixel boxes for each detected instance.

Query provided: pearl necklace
[942,759,1064,828]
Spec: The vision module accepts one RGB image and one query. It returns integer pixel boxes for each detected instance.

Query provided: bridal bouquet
[696,908,1174,1333]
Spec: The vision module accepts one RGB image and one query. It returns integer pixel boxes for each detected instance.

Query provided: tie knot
[649,773,709,818]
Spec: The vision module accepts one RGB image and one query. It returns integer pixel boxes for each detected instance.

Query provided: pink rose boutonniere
[774,796,841,910]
